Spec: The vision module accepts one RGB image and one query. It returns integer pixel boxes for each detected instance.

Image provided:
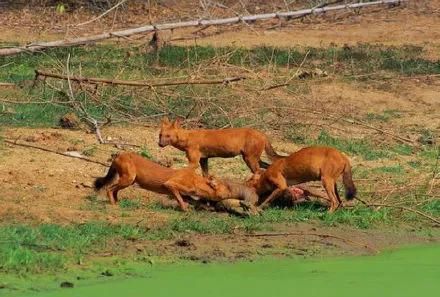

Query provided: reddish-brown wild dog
[94,152,258,211]
[158,117,281,176]
[248,146,357,212]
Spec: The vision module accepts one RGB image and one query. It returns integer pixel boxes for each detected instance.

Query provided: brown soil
[122,224,438,262]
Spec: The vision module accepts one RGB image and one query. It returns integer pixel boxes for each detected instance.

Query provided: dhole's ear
[246,172,260,186]
[172,117,183,128]
[161,116,170,126]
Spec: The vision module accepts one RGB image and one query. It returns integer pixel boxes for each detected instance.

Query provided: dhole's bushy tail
[260,140,283,169]
[264,141,282,161]
[94,165,117,190]
[342,162,357,200]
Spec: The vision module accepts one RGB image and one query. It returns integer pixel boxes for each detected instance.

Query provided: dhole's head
[158,117,181,147]
[246,172,262,189]
[246,171,271,196]
[207,176,231,199]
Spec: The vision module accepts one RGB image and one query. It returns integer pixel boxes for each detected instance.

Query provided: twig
[73,0,128,27]
[342,118,416,145]
[261,83,288,91]
[271,106,417,146]
[355,198,440,225]
[286,50,311,84]
[4,139,109,167]
[65,55,108,144]
[35,70,246,88]
[243,232,378,253]
[0,82,15,87]
[103,141,143,148]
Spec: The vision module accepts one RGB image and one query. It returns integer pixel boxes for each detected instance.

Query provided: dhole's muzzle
[158,140,167,147]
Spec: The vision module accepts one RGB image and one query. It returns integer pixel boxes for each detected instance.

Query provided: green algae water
[18,245,440,297]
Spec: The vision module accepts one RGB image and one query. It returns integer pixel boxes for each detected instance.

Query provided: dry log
[35,70,246,88]
[0,0,406,56]
[4,139,109,167]
[0,82,15,87]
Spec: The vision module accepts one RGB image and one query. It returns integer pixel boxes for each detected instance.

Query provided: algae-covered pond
[18,245,440,297]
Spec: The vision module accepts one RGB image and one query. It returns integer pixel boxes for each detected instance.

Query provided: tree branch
[35,70,246,88]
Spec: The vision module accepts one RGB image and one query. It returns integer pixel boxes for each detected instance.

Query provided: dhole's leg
[186,150,202,170]
[258,174,288,208]
[199,158,209,177]
[242,153,260,173]
[259,188,284,209]
[164,181,189,211]
[106,189,117,205]
[106,173,135,205]
[321,177,339,213]
[334,184,342,204]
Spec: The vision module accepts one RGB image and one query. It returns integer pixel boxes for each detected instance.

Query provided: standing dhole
[94,152,258,211]
[247,146,357,212]
[158,117,281,176]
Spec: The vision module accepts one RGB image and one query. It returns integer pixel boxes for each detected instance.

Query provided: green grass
[286,129,421,160]
[0,223,146,273]
[365,109,401,122]
[1,44,438,84]
[312,130,390,160]
[421,200,440,216]
[1,44,438,129]
[0,103,69,127]
[288,130,390,160]
[139,147,154,160]
[0,196,431,276]
[119,199,142,210]
[372,164,405,175]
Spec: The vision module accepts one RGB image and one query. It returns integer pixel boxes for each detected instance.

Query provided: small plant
[418,129,436,146]
[56,3,66,14]
[139,147,153,160]
[82,145,98,157]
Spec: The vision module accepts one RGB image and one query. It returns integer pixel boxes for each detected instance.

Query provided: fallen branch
[0,82,15,87]
[244,231,378,253]
[261,83,288,91]
[4,139,109,167]
[355,198,440,225]
[35,70,246,88]
[0,0,406,56]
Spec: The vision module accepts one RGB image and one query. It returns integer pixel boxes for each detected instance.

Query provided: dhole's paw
[239,201,262,216]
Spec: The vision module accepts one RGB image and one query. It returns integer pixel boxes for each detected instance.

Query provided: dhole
[158,117,281,176]
[94,152,258,211]
[247,146,357,212]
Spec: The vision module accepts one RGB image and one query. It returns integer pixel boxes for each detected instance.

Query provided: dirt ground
[0,1,439,58]
[0,1,439,259]
[120,223,438,262]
